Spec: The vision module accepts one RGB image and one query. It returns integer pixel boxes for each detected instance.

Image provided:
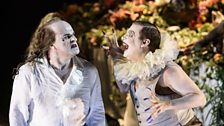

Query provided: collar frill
[114,32,179,85]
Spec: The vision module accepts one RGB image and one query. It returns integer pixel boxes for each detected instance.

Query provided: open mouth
[71,44,77,48]
[123,43,129,50]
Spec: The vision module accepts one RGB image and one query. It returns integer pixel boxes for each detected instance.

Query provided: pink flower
[130,13,139,21]
[133,0,144,5]
[132,6,144,13]
[109,8,130,26]
[90,36,97,46]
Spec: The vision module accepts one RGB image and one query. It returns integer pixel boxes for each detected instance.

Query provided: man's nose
[70,36,77,43]
[121,35,127,41]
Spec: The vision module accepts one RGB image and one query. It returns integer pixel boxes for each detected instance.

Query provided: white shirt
[9,56,106,126]
[122,63,194,126]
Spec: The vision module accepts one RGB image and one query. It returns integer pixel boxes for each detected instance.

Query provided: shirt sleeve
[9,65,32,126]
[116,80,129,93]
[86,67,106,126]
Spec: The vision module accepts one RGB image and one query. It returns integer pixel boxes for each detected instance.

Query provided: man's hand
[144,90,171,123]
[101,29,124,60]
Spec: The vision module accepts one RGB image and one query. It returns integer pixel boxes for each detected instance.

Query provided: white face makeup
[121,24,143,61]
[49,21,80,58]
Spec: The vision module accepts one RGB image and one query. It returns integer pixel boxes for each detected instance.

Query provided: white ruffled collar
[114,32,179,84]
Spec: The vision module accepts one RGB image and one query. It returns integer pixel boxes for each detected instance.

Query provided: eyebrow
[63,33,75,37]
[128,30,135,34]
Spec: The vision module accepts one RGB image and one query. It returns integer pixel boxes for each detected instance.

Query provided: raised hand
[101,29,124,60]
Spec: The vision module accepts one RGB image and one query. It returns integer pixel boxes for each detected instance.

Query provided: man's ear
[141,39,150,48]
[50,44,57,49]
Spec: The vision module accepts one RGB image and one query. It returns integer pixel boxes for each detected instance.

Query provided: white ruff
[114,32,179,84]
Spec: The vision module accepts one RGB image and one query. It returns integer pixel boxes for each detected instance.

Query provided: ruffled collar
[114,32,179,84]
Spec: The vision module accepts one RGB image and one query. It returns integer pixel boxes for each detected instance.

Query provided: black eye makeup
[62,33,75,41]
[122,30,135,41]
[128,30,135,37]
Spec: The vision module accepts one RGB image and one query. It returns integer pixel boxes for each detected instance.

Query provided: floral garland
[114,32,179,84]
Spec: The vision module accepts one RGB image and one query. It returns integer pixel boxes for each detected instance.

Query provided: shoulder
[13,62,34,81]
[75,56,98,73]
[161,62,187,86]
[18,63,34,75]
[163,62,183,76]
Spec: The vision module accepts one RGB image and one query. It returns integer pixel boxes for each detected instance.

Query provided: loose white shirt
[9,56,106,126]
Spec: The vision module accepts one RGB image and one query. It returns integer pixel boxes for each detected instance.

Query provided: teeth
[123,43,129,50]
[125,45,128,49]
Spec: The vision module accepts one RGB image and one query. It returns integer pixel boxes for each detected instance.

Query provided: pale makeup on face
[50,21,80,57]
[122,24,143,61]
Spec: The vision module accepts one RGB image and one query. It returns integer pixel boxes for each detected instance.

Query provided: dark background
[1,0,95,124]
